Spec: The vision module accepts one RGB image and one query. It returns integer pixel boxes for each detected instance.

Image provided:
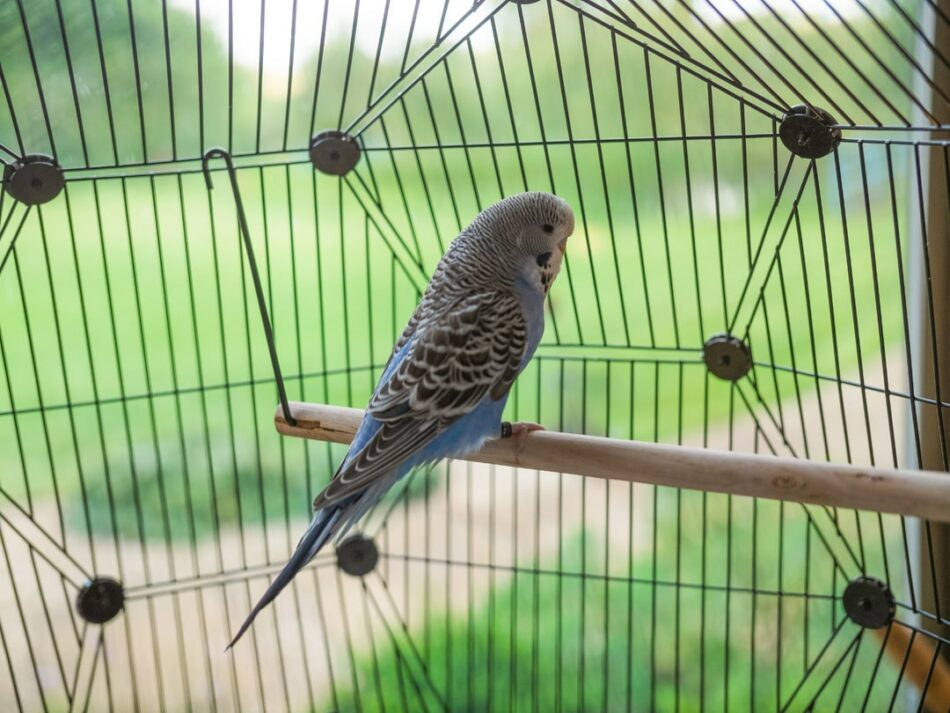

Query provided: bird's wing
[311,290,526,511]
[375,260,452,380]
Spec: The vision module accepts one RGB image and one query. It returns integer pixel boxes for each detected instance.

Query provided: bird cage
[0,0,949,711]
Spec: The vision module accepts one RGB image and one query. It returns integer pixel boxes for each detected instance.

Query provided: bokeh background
[0,0,948,710]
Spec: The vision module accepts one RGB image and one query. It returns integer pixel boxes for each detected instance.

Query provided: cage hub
[310,131,361,176]
[336,534,379,577]
[779,104,842,159]
[702,333,752,381]
[75,577,125,625]
[3,154,64,205]
[842,576,895,629]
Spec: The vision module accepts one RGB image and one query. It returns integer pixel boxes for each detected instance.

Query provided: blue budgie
[228,192,575,647]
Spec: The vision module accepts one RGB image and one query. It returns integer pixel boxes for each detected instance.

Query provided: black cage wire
[0,0,949,711]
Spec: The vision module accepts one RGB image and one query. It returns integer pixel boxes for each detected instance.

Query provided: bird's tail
[227,505,343,649]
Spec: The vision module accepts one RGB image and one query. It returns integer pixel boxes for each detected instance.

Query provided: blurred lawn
[0,143,912,539]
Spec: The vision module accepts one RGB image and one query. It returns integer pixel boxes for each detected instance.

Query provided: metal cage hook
[201,148,297,426]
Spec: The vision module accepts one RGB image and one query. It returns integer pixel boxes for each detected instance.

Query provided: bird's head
[469,191,575,294]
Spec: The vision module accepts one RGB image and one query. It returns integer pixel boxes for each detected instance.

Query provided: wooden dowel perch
[872,624,950,713]
[275,402,950,524]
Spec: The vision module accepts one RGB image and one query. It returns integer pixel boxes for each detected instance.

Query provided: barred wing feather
[310,291,526,511]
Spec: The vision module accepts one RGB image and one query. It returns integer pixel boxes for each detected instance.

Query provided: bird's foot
[500,421,545,458]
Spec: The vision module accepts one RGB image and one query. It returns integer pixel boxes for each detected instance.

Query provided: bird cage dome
[0,0,949,710]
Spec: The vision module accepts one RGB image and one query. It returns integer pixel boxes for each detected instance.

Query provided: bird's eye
[542,223,554,234]
[536,251,552,266]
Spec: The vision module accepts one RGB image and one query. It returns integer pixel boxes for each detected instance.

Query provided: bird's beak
[557,237,568,255]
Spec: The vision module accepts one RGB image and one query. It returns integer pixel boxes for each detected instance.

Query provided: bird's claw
[501,421,545,438]
[501,421,545,458]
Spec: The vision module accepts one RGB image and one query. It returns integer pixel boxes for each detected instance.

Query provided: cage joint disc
[76,577,124,624]
[310,131,361,176]
[3,154,65,205]
[779,105,841,159]
[703,333,752,381]
[336,534,379,577]
[842,576,895,629]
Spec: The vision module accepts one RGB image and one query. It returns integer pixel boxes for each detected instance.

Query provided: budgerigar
[228,191,575,647]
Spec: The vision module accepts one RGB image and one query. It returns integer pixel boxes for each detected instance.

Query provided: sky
[166,0,896,103]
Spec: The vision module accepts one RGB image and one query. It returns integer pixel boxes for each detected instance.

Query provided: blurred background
[0,0,948,710]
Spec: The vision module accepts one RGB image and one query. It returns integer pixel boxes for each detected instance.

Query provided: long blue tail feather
[226,505,343,649]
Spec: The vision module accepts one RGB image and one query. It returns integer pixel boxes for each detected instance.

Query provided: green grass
[324,517,907,712]
[0,136,915,541]
[0,2,922,536]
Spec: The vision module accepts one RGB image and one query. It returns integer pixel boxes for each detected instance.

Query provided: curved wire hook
[201,148,297,426]
[201,147,233,190]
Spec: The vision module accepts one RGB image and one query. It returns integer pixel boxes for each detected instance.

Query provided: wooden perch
[275,402,950,524]
[872,624,950,713]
